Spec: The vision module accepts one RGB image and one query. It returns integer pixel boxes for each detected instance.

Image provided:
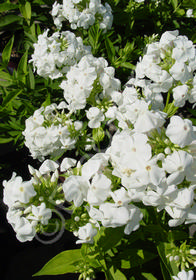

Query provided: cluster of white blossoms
[60,54,121,126]
[105,113,196,228]
[62,152,143,242]
[111,84,167,131]
[23,103,83,161]
[58,109,196,244]
[131,30,196,108]
[30,30,91,79]
[3,160,66,242]
[51,0,113,31]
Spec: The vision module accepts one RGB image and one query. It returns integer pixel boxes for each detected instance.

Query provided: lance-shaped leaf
[33,249,83,276]
[2,35,14,66]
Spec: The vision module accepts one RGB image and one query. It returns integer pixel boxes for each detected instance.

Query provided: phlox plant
[2,0,196,280]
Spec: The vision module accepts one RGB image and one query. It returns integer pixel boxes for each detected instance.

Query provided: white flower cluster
[113,85,167,131]
[132,30,196,108]
[62,152,143,241]
[2,160,64,242]
[51,0,113,31]
[105,113,196,227]
[23,103,82,161]
[30,30,91,79]
[59,109,196,243]
[60,54,121,126]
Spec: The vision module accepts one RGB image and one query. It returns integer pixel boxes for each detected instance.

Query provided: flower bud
[190,249,196,255]
[24,206,32,214]
[174,255,180,261]
[164,147,171,154]
[28,165,36,175]
[51,170,59,182]
[169,256,174,261]
[157,153,165,161]
[74,216,80,222]
[35,170,42,178]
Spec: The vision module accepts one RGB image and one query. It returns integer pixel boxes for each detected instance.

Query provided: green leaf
[19,1,31,23]
[168,230,189,242]
[187,107,196,117]
[182,0,196,9]
[92,127,105,143]
[2,89,23,108]
[142,273,158,280]
[0,80,13,87]
[33,249,83,276]
[114,248,157,269]
[0,70,13,87]
[159,260,171,280]
[95,226,124,252]
[0,3,19,13]
[157,242,178,277]
[190,118,196,126]
[170,0,178,10]
[17,51,28,83]
[110,266,127,280]
[0,15,22,28]
[105,37,115,63]
[41,93,51,108]
[0,71,12,81]
[2,35,14,66]
[24,31,37,43]
[27,65,35,90]
[119,62,135,70]
[0,137,13,144]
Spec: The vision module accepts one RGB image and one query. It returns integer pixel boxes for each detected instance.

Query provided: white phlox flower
[39,160,59,175]
[29,203,52,225]
[133,157,165,186]
[185,204,196,224]
[118,99,166,133]
[14,217,36,242]
[124,205,143,235]
[87,173,111,205]
[3,173,36,207]
[166,116,196,148]
[165,206,187,227]
[172,36,195,63]
[88,202,142,234]
[110,187,131,206]
[82,153,109,180]
[98,203,130,228]
[172,85,189,107]
[142,183,178,211]
[159,30,179,50]
[60,157,77,172]
[170,188,194,209]
[76,223,97,244]
[86,107,105,128]
[62,175,89,207]
[162,150,194,185]
[169,61,192,84]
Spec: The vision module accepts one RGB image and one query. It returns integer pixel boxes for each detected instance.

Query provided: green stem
[164,90,171,113]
